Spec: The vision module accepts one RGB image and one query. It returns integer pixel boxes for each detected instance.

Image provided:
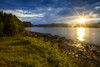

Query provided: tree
[0,21,4,36]
[0,11,25,36]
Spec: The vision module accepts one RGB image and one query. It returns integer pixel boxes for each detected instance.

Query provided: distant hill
[34,23,72,27]
[35,23,100,28]
[23,22,34,27]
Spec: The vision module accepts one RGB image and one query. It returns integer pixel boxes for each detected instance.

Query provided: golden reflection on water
[77,27,85,41]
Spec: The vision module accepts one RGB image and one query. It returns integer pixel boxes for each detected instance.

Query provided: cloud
[3,10,44,18]
[95,6,100,9]
[0,0,100,24]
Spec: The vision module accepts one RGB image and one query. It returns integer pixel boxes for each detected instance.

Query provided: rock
[26,31,100,67]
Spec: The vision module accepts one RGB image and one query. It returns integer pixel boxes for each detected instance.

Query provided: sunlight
[72,17,88,27]
[76,17,87,23]
[77,27,85,41]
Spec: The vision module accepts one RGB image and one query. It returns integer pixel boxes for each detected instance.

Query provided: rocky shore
[25,31,100,67]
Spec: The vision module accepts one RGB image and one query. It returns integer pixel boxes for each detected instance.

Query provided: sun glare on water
[77,28,85,41]
[76,17,86,41]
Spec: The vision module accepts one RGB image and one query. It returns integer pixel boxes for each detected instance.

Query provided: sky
[0,0,100,25]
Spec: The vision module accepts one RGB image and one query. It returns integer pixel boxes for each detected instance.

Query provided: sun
[76,17,87,23]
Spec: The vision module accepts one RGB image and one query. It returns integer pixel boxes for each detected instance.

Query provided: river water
[26,27,100,45]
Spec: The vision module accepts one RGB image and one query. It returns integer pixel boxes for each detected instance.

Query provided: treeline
[23,22,34,27]
[35,23,72,27]
[35,23,100,28]
[0,11,24,36]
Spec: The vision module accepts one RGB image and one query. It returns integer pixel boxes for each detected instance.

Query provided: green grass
[0,37,94,67]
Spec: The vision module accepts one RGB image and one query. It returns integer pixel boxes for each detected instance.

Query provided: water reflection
[77,27,85,41]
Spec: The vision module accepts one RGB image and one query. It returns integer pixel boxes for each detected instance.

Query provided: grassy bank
[0,36,94,67]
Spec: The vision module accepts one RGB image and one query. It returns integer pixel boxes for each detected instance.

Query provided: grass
[0,36,94,67]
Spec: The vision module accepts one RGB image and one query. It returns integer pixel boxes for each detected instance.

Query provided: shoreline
[25,31,100,67]
[27,26,100,28]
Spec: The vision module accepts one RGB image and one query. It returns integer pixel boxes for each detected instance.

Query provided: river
[26,27,100,45]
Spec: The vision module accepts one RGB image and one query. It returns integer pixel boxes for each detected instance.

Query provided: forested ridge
[0,11,24,36]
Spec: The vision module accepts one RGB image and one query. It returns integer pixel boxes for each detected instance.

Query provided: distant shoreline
[33,23,100,28]
[33,26,100,28]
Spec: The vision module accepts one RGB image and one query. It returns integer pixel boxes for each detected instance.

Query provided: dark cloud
[0,0,100,24]
[1,0,99,9]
